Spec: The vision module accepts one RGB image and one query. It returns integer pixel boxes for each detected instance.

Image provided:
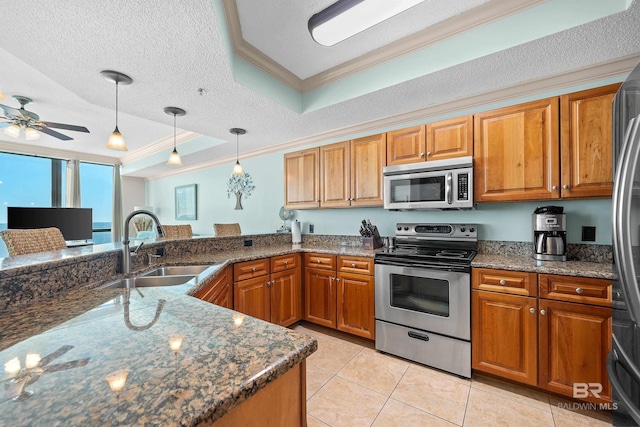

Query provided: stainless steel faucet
[122,209,165,274]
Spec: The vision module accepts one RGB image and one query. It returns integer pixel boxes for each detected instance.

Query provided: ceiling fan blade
[0,103,21,117]
[39,121,89,133]
[0,122,10,128]
[37,126,73,141]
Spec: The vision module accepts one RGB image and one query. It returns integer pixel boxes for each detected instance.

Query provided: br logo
[573,383,603,399]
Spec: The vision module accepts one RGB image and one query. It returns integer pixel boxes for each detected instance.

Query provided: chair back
[161,225,193,239]
[0,227,68,256]
[213,223,241,236]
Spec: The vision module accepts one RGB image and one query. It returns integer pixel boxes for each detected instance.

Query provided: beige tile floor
[292,323,612,427]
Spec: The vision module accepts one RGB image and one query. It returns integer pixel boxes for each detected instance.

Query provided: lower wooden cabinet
[194,265,233,309]
[538,299,612,403]
[234,255,302,327]
[472,290,538,386]
[304,253,375,339]
[472,268,612,403]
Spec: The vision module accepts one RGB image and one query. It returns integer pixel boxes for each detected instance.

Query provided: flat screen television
[7,207,93,241]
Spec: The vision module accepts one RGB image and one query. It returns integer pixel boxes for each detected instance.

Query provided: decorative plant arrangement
[227,173,255,210]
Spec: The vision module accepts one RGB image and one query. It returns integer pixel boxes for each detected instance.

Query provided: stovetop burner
[435,250,469,258]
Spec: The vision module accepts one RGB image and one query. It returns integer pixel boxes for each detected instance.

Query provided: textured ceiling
[0,0,639,179]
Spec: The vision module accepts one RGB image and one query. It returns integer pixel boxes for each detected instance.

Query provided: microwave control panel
[458,173,469,201]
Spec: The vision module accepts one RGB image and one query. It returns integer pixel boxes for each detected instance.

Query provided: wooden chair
[213,223,241,237]
[161,225,193,239]
[0,227,68,256]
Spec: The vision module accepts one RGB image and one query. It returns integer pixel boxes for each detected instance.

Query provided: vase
[234,192,243,210]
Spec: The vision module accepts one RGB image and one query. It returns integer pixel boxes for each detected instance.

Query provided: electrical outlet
[309,224,314,233]
[155,248,165,257]
[243,239,253,247]
[582,226,596,242]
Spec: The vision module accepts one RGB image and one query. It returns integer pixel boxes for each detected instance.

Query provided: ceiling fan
[0,95,89,141]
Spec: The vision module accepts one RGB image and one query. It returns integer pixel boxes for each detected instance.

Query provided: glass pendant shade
[167,148,182,166]
[3,123,21,138]
[232,161,244,175]
[106,127,127,150]
[24,126,40,140]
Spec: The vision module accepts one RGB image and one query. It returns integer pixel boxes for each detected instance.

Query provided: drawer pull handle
[529,307,536,313]
[499,279,506,285]
[576,287,584,294]
[540,309,547,315]
[408,331,429,341]
[284,261,288,265]
[351,263,356,267]
[317,260,321,263]
[252,267,257,272]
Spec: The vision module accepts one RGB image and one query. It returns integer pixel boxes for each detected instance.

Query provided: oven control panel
[395,223,478,240]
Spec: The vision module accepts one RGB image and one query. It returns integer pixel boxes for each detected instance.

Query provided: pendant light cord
[115,81,119,128]
[173,113,177,149]
[236,133,239,162]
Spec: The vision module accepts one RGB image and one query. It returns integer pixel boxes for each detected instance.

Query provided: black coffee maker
[532,206,567,261]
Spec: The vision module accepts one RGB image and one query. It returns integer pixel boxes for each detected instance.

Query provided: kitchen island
[0,267,317,426]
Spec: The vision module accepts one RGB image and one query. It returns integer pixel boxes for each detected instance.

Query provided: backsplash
[478,240,613,263]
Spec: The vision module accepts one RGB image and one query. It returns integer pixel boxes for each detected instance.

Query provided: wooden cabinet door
[234,276,271,322]
[284,148,320,209]
[270,266,301,327]
[474,97,560,202]
[194,265,232,309]
[560,84,619,198]
[350,134,386,207]
[538,299,612,403]
[426,115,473,161]
[336,272,375,339]
[304,268,337,328]
[472,290,538,385]
[320,141,350,208]
[386,125,426,166]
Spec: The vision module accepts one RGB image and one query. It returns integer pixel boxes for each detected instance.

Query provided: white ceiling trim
[119,130,201,165]
[144,52,638,182]
[224,0,547,93]
[0,140,120,165]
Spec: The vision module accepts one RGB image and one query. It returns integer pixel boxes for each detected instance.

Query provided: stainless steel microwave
[383,156,474,210]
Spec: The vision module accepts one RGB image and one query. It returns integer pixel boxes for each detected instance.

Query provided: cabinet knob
[317,259,321,263]
[420,152,425,157]
[576,287,584,294]
[330,277,335,281]
[252,267,257,272]
[336,277,341,282]
[563,184,570,189]
[351,263,356,267]
[426,151,431,157]
[552,185,558,190]
[284,261,288,265]
[499,279,506,285]
[540,309,547,315]
[529,307,536,313]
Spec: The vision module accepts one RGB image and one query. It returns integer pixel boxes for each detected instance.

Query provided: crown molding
[145,53,638,181]
[0,139,120,165]
[119,130,200,165]
[223,0,546,94]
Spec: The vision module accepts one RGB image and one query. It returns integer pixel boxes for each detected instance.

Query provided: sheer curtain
[65,159,81,207]
[112,164,123,242]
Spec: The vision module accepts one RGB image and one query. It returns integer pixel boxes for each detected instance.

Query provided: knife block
[362,229,383,250]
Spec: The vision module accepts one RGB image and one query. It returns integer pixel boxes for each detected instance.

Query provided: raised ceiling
[0,0,638,179]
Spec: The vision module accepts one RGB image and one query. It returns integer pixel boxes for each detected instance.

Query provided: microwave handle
[446,172,453,205]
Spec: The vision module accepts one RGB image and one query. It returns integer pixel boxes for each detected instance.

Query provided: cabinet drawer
[472,268,537,297]
[337,256,374,275]
[304,253,336,270]
[539,274,611,306]
[234,258,270,281]
[271,253,299,273]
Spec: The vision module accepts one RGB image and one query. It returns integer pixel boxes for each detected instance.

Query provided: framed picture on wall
[175,184,197,220]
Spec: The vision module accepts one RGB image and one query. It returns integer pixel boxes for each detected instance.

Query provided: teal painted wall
[146,150,612,245]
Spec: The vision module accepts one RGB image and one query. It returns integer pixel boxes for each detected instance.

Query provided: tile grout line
[460,380,473,427]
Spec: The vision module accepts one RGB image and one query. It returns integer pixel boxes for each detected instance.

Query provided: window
[0,152,114,257]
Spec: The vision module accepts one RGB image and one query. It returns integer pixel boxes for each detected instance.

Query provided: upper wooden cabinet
[386,115,473,166]
[284,148,319,209]
[560,83,620,198]
[320,134,386,208]
[426,115,473,161]
[386,125,425,166]
[474,97,560,202]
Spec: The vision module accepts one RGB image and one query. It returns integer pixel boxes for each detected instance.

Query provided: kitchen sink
[141,265,213,277]
[101,275,197,289]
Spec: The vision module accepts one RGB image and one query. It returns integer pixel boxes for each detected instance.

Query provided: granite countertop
[472,253,615,280]
[0,264,317,426]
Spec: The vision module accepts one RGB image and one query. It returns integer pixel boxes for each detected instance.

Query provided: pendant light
[164,107,186,166]
[101,70,132,151]
[230,128,246,175]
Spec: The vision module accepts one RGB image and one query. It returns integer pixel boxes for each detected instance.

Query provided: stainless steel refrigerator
[609,61,640,426]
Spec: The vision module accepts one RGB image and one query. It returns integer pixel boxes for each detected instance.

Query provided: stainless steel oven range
[374,223,477,378]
